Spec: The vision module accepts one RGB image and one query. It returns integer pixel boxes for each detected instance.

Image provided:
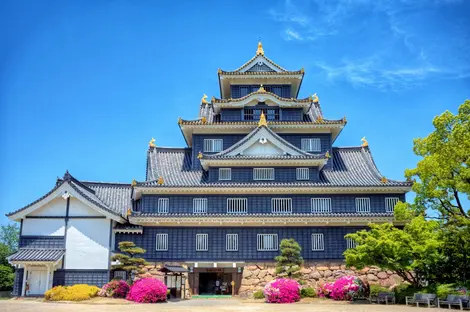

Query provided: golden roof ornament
[211,96,216,103]
[157,176,164,185]
[258,112,268,127]
[300,68,305,74]
[381,176,388,183]
[256,41,264,55]
[217,68,222,74]
[201,116,207,124]
[316,115,323,123]
[178,117,183,125]
[342,116,347,123]
[197,151,203,159]
[131,179,137,187]
[127,208,132,216]
[149,138,156,148]
[325,151,331,159]
[258,84,266,92]
[361,137,369,147]
[312,93,319,103]
[201,94,208,104]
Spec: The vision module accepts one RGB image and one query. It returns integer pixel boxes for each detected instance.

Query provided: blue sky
[0,0,469,223]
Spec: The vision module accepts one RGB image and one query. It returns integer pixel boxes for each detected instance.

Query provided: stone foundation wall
[239,261,403,299]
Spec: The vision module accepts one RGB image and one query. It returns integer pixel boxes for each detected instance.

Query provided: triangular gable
[246,62,276,73]
[7,181,125,223]
[236,55,286,73]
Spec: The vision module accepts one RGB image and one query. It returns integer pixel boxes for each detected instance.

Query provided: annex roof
[8,248,66,263]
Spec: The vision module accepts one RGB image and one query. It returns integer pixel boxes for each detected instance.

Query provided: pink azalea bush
[316,281,334,298]
[126,278,167,303]
[99,280,130,298]
[263,278,301,303]
[329,276,368,301]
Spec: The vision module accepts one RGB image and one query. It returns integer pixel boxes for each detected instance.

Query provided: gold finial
[157,176,164,185]
[131,179,137,187]
[211,96,216,103]
[258,112,268,127]
[127,208,132,216]
[258,84,266,92]
[342,116,347,123]
[178,117,183,125]
[217,68,222,74]
[256,41,264,55]
[316,115,323,123]
[325,151,331,159]
[149,138,156,148]
[197,151,203,159]
[201,116,207,124]
[361,137,369,147]
[312,93,319,103]
[201,94,208,104]
[300,67,305,74]
[381,176,388,183]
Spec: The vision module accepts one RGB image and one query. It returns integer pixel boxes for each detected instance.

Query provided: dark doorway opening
[199,273,217,295]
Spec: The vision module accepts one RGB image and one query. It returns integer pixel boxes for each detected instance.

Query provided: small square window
[156,234,168,251]
[219,168,231,180]
[196,234,208,251]
[296,168,309,180]
[226,234,238,251]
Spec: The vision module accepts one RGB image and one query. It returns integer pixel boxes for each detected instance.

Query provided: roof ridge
[332,146,365,150]
[150,147,191,152]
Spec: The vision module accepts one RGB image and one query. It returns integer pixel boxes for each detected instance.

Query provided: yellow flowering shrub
[44,284,100,301]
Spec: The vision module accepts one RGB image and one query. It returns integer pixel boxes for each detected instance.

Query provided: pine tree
[275,238,304,278]
[111,241,147,281]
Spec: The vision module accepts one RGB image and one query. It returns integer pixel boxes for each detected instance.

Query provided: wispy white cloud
[283,28,303,41]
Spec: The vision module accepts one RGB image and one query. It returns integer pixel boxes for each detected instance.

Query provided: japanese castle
[6,42,411,297]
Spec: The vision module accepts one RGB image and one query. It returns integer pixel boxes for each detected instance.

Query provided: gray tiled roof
[142,146,411,188]
[6,171,131,218]
[8,248,65,262]
[133,212,394,218]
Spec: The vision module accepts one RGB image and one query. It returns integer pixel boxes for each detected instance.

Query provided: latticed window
[253,168,274,180]
[257,234,278,251]
[227,198,248,214]
[196,234,208,251]
[272,198,292,213]
[203,139,223,152]
[155,234,168,251]
[385,197,399,212]
[311,198,331,213]
[157,198,169,214]
[296,168,310,180]
[355,198,371,213]
[226,234,238,251]
[219,168,231,180]
[301,138,321,152]
[193,198,207,214]
[346,238,358,249]
[311,234,325,251]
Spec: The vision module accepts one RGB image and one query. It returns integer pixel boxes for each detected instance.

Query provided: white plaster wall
[22,219,65,236]
[244,141,283,156]
[68,197,102,216]
[29,197,66,216]
[64,218,110,269]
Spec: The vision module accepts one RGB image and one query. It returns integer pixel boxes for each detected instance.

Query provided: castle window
[272,198,292,214]
[257,234,278,251]
[196,234,208,251]
[311,198,331,213]
[311,234,325,251]
[227,198,248,214]
[204,139,223,152]
[355,198,371,213]
[346,237,358,249]
[193,198,207,214]
[253,168,274,180]
[157,198,169,214]
[296,168,310,180]
[219,168,231,180]
[155,234,168,251]
[385,197,399,212]
[301,138,321,152]
[226,234,238,251]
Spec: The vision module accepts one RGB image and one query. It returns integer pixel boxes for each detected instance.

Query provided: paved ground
[0,299,445,312]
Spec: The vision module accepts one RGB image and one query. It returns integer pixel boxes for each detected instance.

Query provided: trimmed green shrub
[394,284,421,304]
[300,287,315,298]
[370,284,389,297]
[253,290,264,299]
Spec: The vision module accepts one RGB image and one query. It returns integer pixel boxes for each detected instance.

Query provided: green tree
[275,238,304,278]
[344,217,443,287]
[405,100,470,221]
[0,265,14,291]
[0,223,19,253]
[111,241,147,281]
[0,223,19,291]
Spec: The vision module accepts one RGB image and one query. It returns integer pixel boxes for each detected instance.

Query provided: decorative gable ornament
[259,137,268,144]
[157,176,164,185]
[258,112,268,127]
[61,191,70,200]
[361,137,369,147]
[256,41,264,56]
[149,138,156,148]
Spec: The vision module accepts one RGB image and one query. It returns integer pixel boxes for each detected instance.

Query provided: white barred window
[296,168,310,180]
[346,238,358,249]
[157,198,169,214]
[196,234,208,251]
[226,234,238,251]
[203,139,223,152]
[253,168,274,180]
[257,234,278,251]
[272,198,292,214]
[385,197,399,212]
[355,198,371,213]
[311,198,331,213]
[227,198,248,214]
[311,234,325,251]
[301,138,321,152]
[219,168,231,180]
[155,234,168,251]
[193,198,207,214]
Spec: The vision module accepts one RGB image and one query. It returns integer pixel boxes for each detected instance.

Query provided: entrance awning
[159,264,188,274]
[8,248,65,264]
